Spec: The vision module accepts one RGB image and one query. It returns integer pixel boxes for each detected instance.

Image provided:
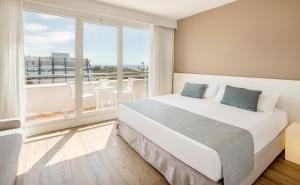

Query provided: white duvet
[117,94,288,182]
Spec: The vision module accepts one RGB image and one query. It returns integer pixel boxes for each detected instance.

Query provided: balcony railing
[26,78,148,123]
[26,71,148,85]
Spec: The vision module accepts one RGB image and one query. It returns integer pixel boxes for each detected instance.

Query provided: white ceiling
[93,0,238,20]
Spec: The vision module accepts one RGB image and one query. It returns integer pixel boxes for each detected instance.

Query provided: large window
[23,9,150,124]
[24,11,76,122]
[122,26,150,102]
[82,23,117,112]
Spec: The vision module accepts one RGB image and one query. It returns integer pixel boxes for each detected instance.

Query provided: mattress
[117,94,288,182]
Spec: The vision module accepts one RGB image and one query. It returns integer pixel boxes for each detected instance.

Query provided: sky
[24,11,150,66]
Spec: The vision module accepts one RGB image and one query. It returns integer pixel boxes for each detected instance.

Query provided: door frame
[23,2,150,136]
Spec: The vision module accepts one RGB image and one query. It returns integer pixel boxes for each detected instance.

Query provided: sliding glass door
[23,9,150,124]
[82,22,118,113]
[121,26,150,103]
[24,11,76,122]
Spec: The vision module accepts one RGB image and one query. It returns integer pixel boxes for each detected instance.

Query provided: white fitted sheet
[117,94,288,182]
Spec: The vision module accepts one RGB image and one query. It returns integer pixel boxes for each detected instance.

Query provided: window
[23,8,151,125]
[24,11,76,122]
[122,26,150,102]
[82,23,117,112]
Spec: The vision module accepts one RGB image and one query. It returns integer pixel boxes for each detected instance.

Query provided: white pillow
[214,85,226,102]
[204,85,220,99]
[257,94,279,112]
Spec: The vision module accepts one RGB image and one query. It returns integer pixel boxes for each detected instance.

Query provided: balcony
[26,79,147,123]
[26,78,147,123]
[25,56,149,123]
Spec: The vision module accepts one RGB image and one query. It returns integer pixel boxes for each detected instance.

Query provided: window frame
[23,1,151,133]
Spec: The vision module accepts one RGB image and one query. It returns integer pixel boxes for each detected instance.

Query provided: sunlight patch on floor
[17,122,115,177]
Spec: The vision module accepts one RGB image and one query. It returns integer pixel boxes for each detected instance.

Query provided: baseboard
[24,111,117,137]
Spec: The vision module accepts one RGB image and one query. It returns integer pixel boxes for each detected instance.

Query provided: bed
[117,73,300,185]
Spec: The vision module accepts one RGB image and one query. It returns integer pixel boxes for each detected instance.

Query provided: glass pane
[24,11,75,122]
[121,26,150,103]
[83,23,117,112]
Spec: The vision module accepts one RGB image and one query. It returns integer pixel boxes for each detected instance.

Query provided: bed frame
[118,121,285,185]
[118,73,300,185]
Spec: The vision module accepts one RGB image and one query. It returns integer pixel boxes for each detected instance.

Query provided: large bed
[116,73,299,185]
[118,94,287,185]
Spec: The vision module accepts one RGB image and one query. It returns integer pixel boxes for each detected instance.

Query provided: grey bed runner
[122,99,254,185]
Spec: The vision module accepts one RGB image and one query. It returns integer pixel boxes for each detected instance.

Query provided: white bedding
[117,94,288,182]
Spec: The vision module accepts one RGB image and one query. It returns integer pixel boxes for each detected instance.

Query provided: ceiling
[93,0,238,20]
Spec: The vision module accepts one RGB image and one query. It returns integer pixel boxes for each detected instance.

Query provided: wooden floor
[16,121,300,185]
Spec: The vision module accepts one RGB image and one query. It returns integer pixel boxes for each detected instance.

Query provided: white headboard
[173,73,300,123]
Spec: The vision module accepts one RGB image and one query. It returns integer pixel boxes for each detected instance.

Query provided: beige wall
[175,0,300,80]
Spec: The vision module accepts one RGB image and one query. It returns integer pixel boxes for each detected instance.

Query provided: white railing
[26,79,147,118]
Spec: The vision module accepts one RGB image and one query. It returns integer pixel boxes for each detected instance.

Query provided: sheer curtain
[149,25,174,97]
[0,0,24,119]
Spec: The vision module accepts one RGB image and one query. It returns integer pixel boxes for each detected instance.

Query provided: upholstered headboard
[173,73,300,123]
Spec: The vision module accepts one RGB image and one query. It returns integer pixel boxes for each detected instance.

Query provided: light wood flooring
[16,121,300,185]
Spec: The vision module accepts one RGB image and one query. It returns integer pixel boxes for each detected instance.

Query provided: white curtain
[149,25,174,97]
[0,0,24,119]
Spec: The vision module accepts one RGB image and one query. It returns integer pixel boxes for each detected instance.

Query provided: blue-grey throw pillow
[180,82,207,98]
[221,85,262,112]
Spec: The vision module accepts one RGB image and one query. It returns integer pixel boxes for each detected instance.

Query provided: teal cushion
[180,82,207,98]
[221,85,262,112]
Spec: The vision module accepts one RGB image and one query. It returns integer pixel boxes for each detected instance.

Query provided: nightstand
[285,122,300,165]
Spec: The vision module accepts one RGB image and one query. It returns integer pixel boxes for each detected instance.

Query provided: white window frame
[23,1,151,136]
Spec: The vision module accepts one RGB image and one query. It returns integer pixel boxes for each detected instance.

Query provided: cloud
[25,23,48,32]
[24,31,75,56]
[39,14,60,20]
[49,31,75,44]
[24,12,75,57]
[25,31,74,47]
